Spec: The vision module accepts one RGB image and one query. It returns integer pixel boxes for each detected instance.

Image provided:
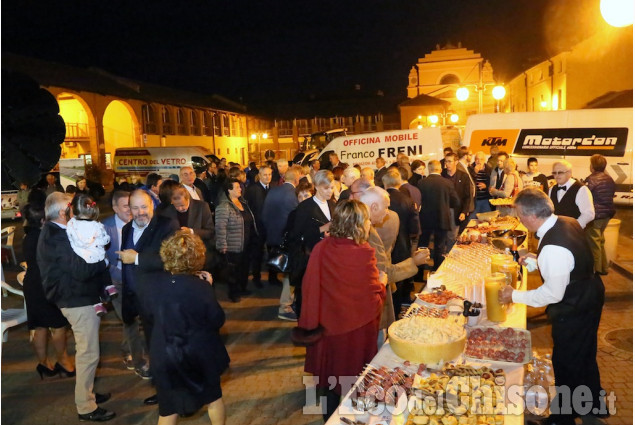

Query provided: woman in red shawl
[299,199,386,421]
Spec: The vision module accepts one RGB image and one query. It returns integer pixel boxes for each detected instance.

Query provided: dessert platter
[388,315,467,366]
[465,327,531,364]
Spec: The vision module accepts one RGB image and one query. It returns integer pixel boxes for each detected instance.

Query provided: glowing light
[250,134,257,140]
[428,115,439,124]
[417,115,423,119]
[600,0,634,27]
[417,124,423,129]
[492,85,506,100]
[450,114,459,123]
[262,133,268,139]
[540,101,548,109]
[456,87,469,101]
[552,94,559,110]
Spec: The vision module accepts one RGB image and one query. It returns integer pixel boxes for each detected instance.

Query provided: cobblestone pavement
[1,208,632,425]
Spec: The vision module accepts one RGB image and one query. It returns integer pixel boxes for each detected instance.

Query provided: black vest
[495,168,504,189]
[537,217,603,318]
[550,180,582,219]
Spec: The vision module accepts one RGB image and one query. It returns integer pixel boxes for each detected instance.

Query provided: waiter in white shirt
[548,160,595,229]
[500,188,607,425]
[179,166,203,200]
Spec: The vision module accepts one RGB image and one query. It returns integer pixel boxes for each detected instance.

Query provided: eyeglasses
[553,170,570,175]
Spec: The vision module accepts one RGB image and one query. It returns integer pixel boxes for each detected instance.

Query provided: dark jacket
[374,167,388,188]
[585,171,616,220]
[262,182,298,246]
[160,199,215,245]
[37,221,108,308]
[244,182,268,234]
[442,168,472,222]
[418,174,460,231]
[121,215,179,323]
[121,215,180,276]
[293,197,335,252]
[386,187,420,263]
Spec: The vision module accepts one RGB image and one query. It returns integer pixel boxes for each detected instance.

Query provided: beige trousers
[60,305,101,414]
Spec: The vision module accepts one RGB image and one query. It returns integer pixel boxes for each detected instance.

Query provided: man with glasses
[549,160,595,229]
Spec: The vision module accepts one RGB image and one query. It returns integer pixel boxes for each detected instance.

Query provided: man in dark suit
[374,157,388,188]
[418,160,460,270]
[102,191,148,379]
[382,168,420,315]
[262,168,300,319]
[159,185,214,246]
[442,152,472,247]
[116,190,179,406]
[244,165,273,287]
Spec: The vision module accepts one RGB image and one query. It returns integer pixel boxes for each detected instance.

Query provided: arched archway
[55,92,96,160]
[103,100,138,164]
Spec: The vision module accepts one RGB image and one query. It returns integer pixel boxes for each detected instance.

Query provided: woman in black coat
[142,230,229,424]
[21,202,75,379]
[291,170,336,318]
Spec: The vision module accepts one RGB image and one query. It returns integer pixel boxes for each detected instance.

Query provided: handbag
[290,325,325,346]
[267,230,291,273]
[267,249,289,272]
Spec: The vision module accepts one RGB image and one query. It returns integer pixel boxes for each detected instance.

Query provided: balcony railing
[65,122,89,139]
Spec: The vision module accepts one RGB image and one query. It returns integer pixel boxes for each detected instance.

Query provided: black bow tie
[557,186,567,191]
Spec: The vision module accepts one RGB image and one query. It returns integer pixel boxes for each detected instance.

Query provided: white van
[113,146,212,184]
[462,108,633,205]
[300,128,444,169]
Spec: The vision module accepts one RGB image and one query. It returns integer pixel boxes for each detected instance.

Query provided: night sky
[2,0,605,107]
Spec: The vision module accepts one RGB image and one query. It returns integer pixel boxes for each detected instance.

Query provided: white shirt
[260,182,269,191]
[184,184,201,200]
[313,196,331,221]
[131,220,149,265]
[548,178,595,228]
[512,214,574,307]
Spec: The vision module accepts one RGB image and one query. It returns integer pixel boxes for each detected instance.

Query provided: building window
[142,104,157,134]
[221,114,230,137]
[202,112,213,136]
[230,115,240,137]
[296,119,310,135]
[176,109,187,135]
[440,74,460,85]
[190,110,200,136]
[161,107,173,135]
[277,120,293,137]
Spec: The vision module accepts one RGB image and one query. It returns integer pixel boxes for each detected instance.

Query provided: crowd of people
[15,147,617,424]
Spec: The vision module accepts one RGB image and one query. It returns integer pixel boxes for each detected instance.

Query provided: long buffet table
[326,231,529,425]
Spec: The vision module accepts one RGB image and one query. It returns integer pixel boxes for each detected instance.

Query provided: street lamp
[600,0,634,27]
[450,113,459,124]
[456,87,469,102]
[250,132,268,163]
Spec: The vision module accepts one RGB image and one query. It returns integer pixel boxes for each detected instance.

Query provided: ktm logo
[481,137,507,146]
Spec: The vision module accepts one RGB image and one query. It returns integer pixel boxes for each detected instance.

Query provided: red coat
[299,237,385,392]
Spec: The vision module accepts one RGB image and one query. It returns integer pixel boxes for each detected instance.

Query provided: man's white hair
[359,186,389,208]
[343,167,361,179]
[553,160,572,171]
[45,192,72,221]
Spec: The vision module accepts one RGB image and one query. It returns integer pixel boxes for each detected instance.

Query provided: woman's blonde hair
[504,158,517,173]
[329,199,369,244]
[160,230,206,274]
